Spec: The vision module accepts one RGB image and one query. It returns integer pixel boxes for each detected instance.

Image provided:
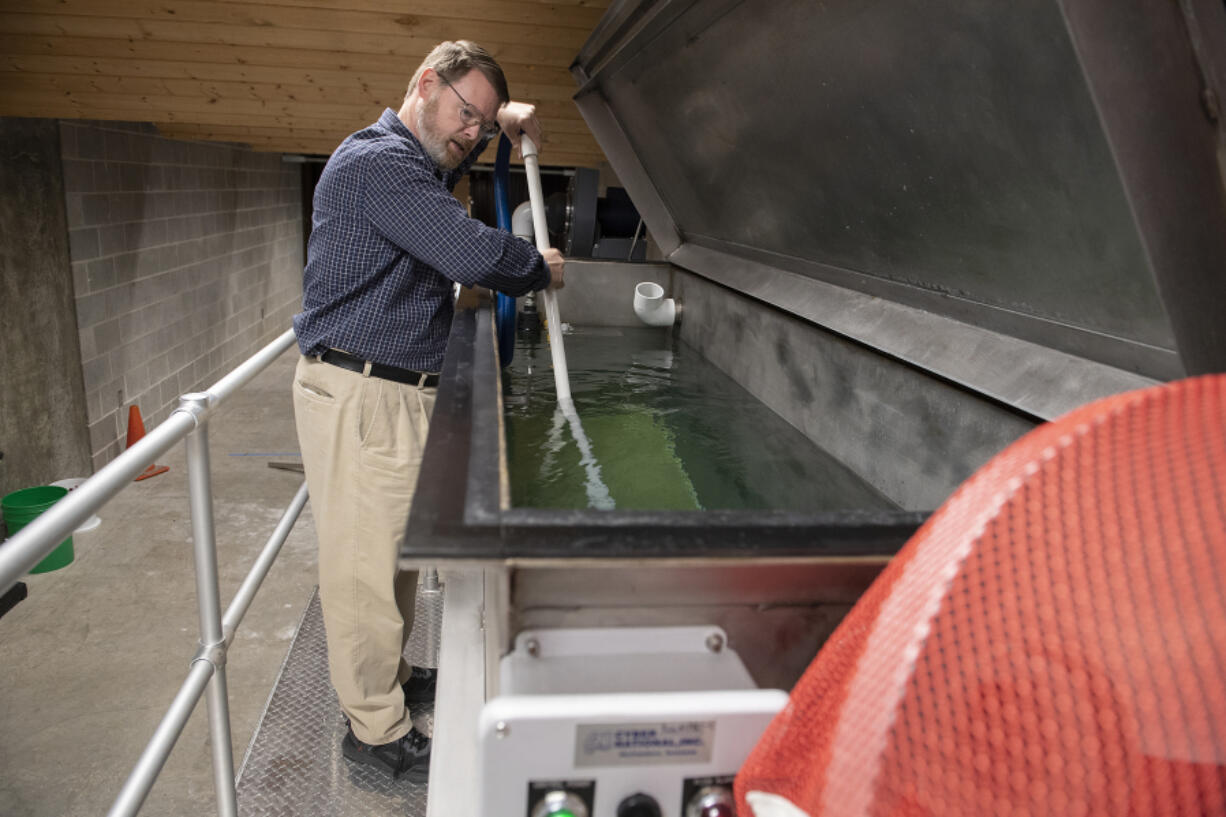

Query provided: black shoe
[341,726,432,782]
[402,666,437,705]
[337,668,436,729]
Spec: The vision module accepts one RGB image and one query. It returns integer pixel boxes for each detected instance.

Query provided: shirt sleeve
[362,144,551,296]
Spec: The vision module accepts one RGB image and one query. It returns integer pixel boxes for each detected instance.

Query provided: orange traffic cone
[127,405,169,481]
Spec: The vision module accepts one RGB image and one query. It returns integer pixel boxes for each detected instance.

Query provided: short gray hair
[407,40,509,106]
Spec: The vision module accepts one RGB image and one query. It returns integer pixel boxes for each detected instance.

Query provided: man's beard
[416,93,472,170]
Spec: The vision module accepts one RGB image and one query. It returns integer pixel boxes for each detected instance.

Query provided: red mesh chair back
[736,375,1226,817]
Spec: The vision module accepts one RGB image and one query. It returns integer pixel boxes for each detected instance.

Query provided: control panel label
[574,721,715,767]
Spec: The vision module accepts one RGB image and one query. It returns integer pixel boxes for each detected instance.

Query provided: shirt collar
[379,107,450,177]
[379,108,417,142]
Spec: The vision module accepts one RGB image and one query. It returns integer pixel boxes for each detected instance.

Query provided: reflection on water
[504,327,896,512]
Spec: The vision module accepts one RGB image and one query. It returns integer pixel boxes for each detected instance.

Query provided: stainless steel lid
[571,0,1226,380]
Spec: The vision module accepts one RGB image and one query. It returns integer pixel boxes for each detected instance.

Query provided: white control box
[478,627,788,816]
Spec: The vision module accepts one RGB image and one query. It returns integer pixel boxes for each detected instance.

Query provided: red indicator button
[686,785,736,817]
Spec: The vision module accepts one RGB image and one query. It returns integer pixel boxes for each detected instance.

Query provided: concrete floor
[0,350,320,816]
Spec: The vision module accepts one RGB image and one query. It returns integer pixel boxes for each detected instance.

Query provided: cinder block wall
[59,122,303,469]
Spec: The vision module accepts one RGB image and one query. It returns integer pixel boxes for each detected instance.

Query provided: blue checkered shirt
[293,109,549,372]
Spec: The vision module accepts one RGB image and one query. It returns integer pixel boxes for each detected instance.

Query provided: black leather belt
[319,349,439,388]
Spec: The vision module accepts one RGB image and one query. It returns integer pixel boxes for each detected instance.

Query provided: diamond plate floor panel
[236,583,443,817]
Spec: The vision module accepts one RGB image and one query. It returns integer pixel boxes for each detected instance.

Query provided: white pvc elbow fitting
[512,201,534,242]
[633,281,677,327]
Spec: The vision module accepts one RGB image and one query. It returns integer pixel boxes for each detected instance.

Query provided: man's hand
[542,247,565,290]
[497,101,542,157]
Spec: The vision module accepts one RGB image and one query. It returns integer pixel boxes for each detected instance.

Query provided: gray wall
[58,121,303,469]
[674,271,1036,510]
[0,119,93,499]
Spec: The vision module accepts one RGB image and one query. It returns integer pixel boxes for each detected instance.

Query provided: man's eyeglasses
[440,77,501,140]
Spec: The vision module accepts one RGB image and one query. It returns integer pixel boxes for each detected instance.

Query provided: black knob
[617,792,662,817]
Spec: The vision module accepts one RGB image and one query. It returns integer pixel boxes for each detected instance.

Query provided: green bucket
[2,485,74,573]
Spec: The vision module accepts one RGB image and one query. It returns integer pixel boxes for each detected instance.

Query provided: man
[291,40,565,781]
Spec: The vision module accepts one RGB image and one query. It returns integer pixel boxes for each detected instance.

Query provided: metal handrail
[0,329,299,595]
[109,481,311,817]
[0,327,306,817]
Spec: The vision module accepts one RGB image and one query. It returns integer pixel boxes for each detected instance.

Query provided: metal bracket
[174,392,213,429]
[192,639,228,670]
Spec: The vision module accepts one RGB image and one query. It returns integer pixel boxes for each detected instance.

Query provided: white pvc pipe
[520,135,572,404]
[633,281,676,327]
[520,136,613,510]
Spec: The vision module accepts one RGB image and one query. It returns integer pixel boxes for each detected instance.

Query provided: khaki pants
[291,355,435,745]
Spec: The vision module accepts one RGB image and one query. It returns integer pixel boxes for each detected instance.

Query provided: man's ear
[416,68,437,98]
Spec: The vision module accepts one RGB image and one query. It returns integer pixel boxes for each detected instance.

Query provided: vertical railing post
[181,393,238,817]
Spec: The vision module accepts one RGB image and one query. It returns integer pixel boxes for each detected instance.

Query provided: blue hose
[493,134,516,367]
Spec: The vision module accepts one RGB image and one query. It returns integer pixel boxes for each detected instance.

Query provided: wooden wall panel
[0,1,610,166]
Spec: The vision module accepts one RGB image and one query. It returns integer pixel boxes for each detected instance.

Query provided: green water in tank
[503,327,897,512]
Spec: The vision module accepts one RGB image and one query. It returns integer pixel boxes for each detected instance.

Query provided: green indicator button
[532,789,589,817]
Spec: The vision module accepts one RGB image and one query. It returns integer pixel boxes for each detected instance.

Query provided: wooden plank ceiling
[0,0,610,167]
